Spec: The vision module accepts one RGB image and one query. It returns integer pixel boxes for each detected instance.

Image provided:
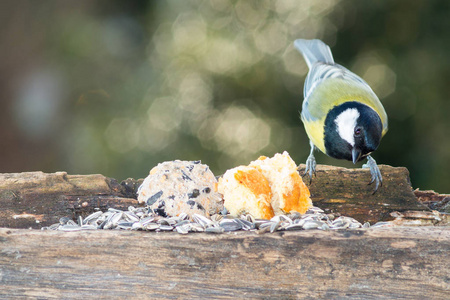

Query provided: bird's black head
[324,101,383,163]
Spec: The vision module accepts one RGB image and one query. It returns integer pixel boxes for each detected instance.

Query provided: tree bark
[298,164,429,223]
[0,165,439,228]
[0,171,140,228]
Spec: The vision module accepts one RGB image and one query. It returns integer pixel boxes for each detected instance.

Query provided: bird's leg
[303,140,316,184]
[362,155,382,194]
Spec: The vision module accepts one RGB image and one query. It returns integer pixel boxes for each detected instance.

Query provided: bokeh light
[1,0,449,192]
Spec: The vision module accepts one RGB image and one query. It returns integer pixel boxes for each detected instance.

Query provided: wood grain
[0,166,432,229]
[298,164,428,223]
[0,227,448,299]
[0,172,140,228]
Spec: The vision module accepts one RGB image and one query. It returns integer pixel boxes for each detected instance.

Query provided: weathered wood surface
[0,172,141,229]
[298,164,429,223]
[414,189,450,212]
[0,165,435,228]
[0,227,448,299]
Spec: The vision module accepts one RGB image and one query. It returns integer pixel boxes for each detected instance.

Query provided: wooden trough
[0,165,449,299]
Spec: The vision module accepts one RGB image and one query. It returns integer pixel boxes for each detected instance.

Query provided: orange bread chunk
[218,166,274,219]
[218,151,312,219]
[249,151,312,215]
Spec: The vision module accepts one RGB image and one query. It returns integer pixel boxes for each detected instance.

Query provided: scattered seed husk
[43,205,369,234]
[219,219,242,232]
[205,227,225,234]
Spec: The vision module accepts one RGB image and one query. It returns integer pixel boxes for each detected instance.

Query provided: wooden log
[0,172,140,229]
[414,189,450,212]
[0,166,435,228]
[298,164,428,223]
[0,227,448,299]
[389,210,450,226]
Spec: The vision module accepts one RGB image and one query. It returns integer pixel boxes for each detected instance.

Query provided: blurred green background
[0,0,449,192]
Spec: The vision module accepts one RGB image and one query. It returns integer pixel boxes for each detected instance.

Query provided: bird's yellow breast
[301,116,327,153]
[301,77,388,154]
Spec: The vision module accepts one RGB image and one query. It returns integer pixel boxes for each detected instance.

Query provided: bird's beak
[352,148,362,164]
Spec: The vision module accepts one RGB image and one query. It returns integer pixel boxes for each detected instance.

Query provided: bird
[293,39,388,193]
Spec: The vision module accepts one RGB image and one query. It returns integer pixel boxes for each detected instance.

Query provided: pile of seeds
[42,206,371,234]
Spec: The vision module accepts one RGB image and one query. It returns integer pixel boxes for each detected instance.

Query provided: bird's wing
[304,63,371,99]
[302,63,375,122]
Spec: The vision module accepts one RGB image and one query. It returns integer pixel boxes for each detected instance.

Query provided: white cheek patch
[334,108,359,146]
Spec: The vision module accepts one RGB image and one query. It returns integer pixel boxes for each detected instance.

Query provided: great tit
[293,39,388,192]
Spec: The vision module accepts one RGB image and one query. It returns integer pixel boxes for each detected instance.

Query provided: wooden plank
[414,189,450,212]
[0,166,432,229]
[298,164,428,223]
[0,172,140,228]
[0,227,448,299]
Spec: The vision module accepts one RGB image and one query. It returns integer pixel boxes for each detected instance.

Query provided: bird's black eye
[354,127,362,136]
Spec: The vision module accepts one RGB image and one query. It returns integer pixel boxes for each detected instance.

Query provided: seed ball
[137,160,224,218]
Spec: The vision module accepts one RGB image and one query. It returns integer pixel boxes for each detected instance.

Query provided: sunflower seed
[302,220,323,230]
[83,211,103,224]
[192,214,214,228]
[287,212,302,221]
[175,220,190,227]
[321,223,330,230]
[157,218,170,225]
[258,221,273,230]
[80,224,98,230]
[48,223,60,230]
[245,214,255,223]
[176,224,190,234]
[284,223,303,231]
[158,225,174,231]
[132,222,144,230]
[190,223,205,232]
[235,218,255,230]
[59,217,71,225]
[145,223,160,231]
[257,225,271,234]
[270,220,281,233]
[50,204,369,234]
[165,217,179,226]
[59,225,82,232]
[117,222,134,229]
[306,206,324,214]
[219,219,242,232]
[104,212,123,229]
[253,219,269,229]
[123,211,140,223]
[140,216,155,226]
[205,227,224,234]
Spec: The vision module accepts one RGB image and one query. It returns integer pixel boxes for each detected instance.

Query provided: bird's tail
[293,39,334,69]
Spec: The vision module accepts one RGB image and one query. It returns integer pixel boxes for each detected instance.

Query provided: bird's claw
[303,153,316,184]
[363,155,382,194]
